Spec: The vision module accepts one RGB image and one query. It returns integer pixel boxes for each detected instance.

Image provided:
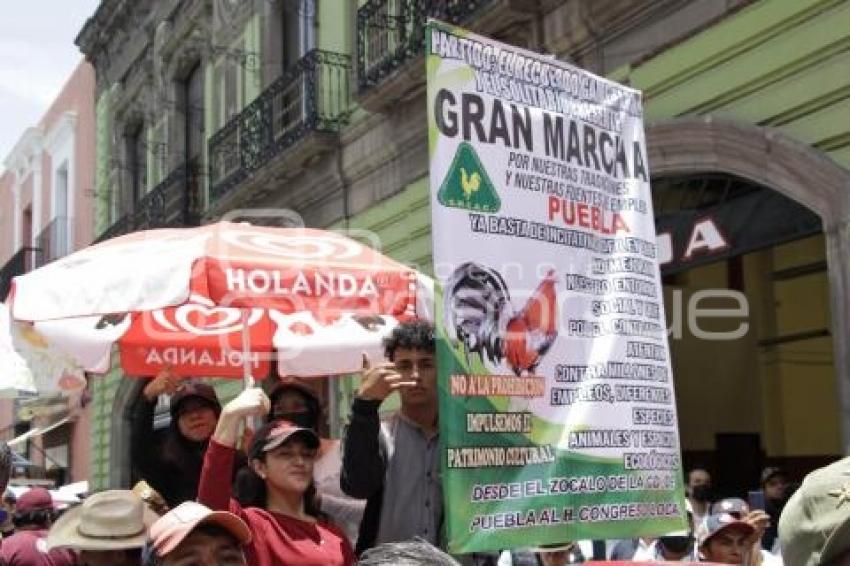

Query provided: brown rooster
[444,262,558,376]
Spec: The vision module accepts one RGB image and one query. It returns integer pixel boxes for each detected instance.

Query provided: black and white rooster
[443,262,558,376]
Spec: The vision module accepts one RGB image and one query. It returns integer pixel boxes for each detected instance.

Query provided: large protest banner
[427,20,687,553]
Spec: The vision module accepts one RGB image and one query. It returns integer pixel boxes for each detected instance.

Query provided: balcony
[94,164,200,244]
[35,216,72,267]
[356,0,538,112]
[0,247,41,301]
[207,49,351,214]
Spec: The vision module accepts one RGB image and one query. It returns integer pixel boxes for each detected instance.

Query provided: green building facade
[77,0,850,490]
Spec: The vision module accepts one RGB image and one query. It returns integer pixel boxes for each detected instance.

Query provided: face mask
[691,484,713,502]
[659,536,693,554]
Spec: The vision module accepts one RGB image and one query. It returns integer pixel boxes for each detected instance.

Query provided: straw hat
[47,490,159,551]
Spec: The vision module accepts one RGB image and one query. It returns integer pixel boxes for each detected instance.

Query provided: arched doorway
[646,116,850,494]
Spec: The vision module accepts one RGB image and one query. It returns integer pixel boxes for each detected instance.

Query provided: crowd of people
[0,320,849,565]
[608,467,786,564]
[0,320,443,566]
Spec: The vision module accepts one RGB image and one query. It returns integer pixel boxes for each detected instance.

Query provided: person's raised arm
[340,354,414,499]
[198,388,270,511]
[130,367,180,473]
[744,510,771,566]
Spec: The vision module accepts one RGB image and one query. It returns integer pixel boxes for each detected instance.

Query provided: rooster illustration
[460,168,481,200]
[444,262,558,376]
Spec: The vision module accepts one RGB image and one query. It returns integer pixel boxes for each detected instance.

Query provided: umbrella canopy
[8,223,428,381]
[0,303,37,397]
[55,480,88,498]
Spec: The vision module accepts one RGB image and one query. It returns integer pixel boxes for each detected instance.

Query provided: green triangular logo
[437,142,501,213]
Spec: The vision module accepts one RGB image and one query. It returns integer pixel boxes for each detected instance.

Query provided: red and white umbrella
[8,222,432,387]
[0,303,37,397]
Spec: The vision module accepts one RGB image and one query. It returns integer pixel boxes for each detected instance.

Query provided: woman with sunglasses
[198,388,355,566]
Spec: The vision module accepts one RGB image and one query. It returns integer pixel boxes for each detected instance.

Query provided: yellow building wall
[666,234,839,458]
[761,235,839,456]
[665,261,763,451]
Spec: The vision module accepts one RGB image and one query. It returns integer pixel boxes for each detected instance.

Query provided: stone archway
[646,116,850,454]
[108,377,145,488]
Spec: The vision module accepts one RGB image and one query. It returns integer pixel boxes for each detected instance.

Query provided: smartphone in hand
[748,490,766,511]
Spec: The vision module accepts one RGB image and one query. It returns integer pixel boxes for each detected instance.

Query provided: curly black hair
[383,320,435,361]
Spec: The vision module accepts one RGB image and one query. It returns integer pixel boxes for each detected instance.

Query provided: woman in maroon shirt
[198,388,355,566]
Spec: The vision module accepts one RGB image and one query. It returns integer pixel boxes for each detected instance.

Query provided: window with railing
[358,0,408,89]
[94,165,199,244]
[357,0,492,93]
[282,0,316,73]
[208,49,351,205]
[271,67,306,143]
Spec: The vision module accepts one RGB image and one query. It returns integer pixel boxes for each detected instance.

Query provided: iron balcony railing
[0,247,41,301]
[357,0,492,93]
[208,49,351,206]
[35,216,72,266]
[94,164,199,244]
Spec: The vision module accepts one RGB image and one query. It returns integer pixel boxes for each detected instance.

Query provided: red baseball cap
[16,487,54,513]
[149,501,251,557]
[249,420,320,459]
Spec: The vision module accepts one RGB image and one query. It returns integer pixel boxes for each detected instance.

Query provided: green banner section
[437,310,686,553]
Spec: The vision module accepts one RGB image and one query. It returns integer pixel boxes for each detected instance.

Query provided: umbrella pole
[241,309,254,390]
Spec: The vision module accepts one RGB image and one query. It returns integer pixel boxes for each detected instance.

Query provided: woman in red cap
[198,388,355,566]
[259,379,365,548]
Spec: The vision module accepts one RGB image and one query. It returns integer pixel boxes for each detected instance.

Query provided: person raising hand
[129,366,227,508]
[198,387,354,566]
[340,321,442,555]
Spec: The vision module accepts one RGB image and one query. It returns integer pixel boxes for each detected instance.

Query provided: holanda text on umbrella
[224,268,380,297]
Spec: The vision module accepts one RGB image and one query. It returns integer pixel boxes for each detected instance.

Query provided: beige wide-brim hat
[47,490,159,551]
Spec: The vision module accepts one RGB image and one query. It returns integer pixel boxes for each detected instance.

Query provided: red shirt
[0,530,77,566]
[199,440,355,566]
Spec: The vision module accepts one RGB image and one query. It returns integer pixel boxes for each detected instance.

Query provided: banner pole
[241,308,253,390]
